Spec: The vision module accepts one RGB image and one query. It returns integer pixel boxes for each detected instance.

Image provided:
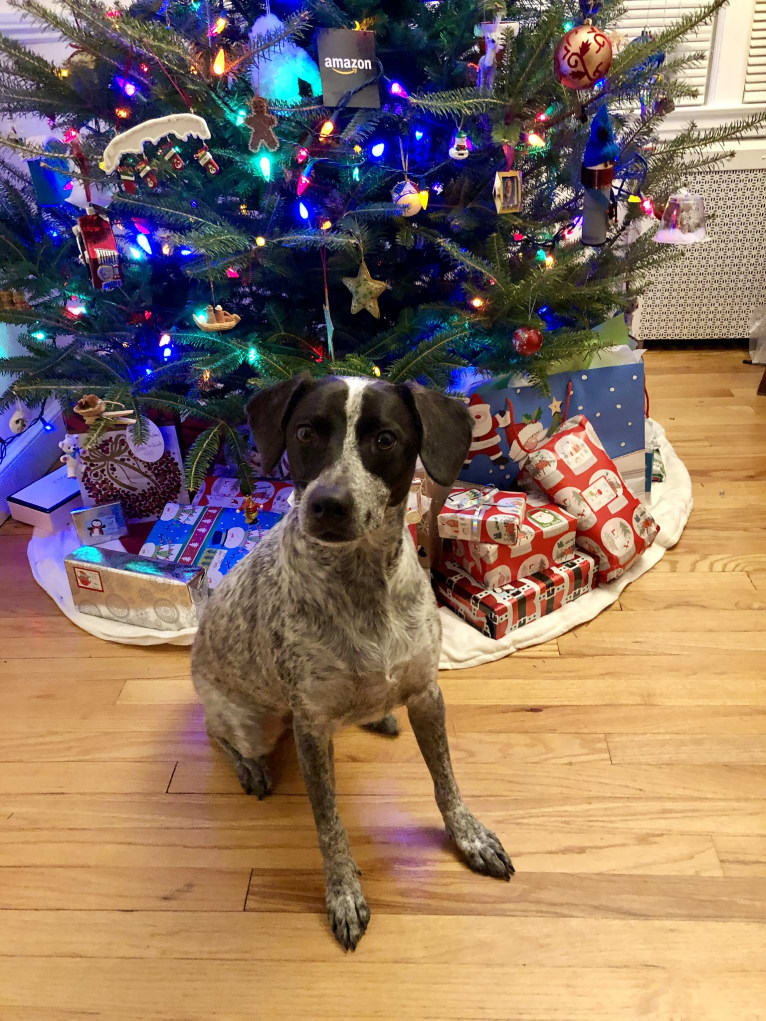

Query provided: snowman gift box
[444,501,577,591]
[139,503,282,590]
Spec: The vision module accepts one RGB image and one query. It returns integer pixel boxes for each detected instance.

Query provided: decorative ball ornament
[554,21,613,89]
[391,180,425,217]
[512,326,543,356]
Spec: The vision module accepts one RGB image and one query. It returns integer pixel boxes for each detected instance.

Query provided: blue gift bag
[457,360,646,495]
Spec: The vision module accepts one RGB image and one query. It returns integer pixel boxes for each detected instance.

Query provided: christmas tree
[1,0,763,491]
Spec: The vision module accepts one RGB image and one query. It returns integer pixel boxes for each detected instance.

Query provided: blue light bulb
[370,141,385,158]
[298,201,309,220]
[414,129,424,141]
[127,244,144,260]
[136,234,152,255]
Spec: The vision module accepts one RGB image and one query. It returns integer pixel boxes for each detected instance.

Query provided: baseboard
[0,404,63,522]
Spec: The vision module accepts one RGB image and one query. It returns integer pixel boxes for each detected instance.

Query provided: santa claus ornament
[512,326,543,356]
[464,393,510,468]
[554,20,612,89]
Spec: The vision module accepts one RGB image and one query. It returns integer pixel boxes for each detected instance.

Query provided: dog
[191,374,513,950]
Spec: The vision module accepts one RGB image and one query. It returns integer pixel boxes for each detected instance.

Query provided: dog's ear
[405,383,473,486]
[246,373,314,473]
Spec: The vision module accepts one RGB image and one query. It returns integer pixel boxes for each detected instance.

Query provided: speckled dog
[191,374,513,951]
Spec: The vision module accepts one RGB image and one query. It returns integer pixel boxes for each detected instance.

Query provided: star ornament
[342,260,388,319]
[548,397,563,415]
[245,96,279,153]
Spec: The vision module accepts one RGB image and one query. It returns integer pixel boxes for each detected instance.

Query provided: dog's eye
[376,430,396,451]
[296,424,314,443]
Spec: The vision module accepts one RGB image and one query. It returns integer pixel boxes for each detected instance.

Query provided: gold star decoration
[548,397,563,415]
[342,259,388,319]
[245,96,279,153]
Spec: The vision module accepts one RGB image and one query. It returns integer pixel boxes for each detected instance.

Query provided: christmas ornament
[244,96,279,153]
[342,260,388,319]
[554,21,612,89]
[9,409,28,435]
[0,289,30,310]
[475,16,519,92]
[73,394,136,428]
[117,162,138,194]
[512,326,543,355]
[158,140,185,170]
[580,105,618,247]
[463,393,510,468]
[135,157,159,189]
[194,143,220,176]
[250,13,322,104]
[654,189,708,245]
[317,27,380,108]
[241,495,260,525]
[193,304,241,331]
[449,130,470,160]
[72,207,123,291]
[391,179,427,217]
[27,142,71,206]
[493,170,522,213]
[101,113,211,174]
[59,434,82,478]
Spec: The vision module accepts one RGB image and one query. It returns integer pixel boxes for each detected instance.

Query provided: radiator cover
[636,168,766,341]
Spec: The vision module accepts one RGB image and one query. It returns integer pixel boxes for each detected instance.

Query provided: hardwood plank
[1,912,762,968]
[0,960,764,1021]
[448,705,766,734]
[0,866,250,911]
[169,756,766,802]
[618,573,764,611]
[714,836,766,877]
[608,735,766,765]
[0,761,176,794]
[246,870,766,922]
[2,793,763,835]
[749,572,766,593]
[0,826,721,876]
[651,553,766,573]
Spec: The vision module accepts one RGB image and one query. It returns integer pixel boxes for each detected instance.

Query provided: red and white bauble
[554,21,613,89]
[512,326,543,356]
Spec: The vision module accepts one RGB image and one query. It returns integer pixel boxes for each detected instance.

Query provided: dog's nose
[308,486,353,525]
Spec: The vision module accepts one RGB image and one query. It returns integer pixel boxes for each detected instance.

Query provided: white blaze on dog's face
[246,374,473,544]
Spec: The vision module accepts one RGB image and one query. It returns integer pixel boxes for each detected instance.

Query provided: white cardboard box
[7,463,82,533]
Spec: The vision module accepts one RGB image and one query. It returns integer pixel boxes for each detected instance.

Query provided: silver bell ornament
[654,189,708,245]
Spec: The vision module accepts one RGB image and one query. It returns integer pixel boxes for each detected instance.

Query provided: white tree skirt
[27,420,692,670]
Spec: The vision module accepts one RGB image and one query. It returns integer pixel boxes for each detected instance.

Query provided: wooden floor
[0,348,765,1020]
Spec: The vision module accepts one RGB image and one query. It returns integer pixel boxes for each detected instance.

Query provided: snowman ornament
[9,409,28,434]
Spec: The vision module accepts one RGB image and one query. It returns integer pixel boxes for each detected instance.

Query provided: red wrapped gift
[524,416,659,584]
[446,503,576,589]
[433,552,596,640]
[437,485,526,546]
[192,476,294,515]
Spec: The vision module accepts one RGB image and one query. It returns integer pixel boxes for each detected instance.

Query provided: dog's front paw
[448,811,514,880]
[325,870,370,951]
[234,756,272,799]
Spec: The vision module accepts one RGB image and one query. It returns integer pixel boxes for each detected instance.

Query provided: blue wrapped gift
[139,504,282,589]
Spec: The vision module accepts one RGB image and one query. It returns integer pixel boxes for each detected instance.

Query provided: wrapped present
[433,552,596,640]
[65,545,206,631]
[139,503,282,589]
[437,485,526,546]
[524,415,659,584]
[191,475,294,514]
[446,503,576,589]
[8,465,81,533]
[79,425,188,523]
[70,501,127,546]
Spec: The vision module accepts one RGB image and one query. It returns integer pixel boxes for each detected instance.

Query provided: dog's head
[246,374,472,543]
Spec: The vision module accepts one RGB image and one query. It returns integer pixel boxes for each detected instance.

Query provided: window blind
[611,0,716,106]
[744,0,766,103]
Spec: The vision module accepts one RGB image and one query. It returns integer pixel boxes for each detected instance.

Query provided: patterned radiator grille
[636,168,766,341]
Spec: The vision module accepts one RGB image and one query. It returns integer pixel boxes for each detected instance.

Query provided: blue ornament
[583,105,619,166]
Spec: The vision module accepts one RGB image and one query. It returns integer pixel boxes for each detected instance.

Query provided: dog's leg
[213,736,273,800]
[293,721,370,951]
[202,697,286,799]
[361,713,399,737]
[408,683,514,880]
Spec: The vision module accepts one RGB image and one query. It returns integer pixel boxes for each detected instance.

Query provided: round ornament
[512,326,543,356]
[554,21,612,89]
[391,179,424,217]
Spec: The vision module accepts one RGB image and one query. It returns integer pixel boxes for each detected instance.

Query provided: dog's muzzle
[305,484,356,542]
